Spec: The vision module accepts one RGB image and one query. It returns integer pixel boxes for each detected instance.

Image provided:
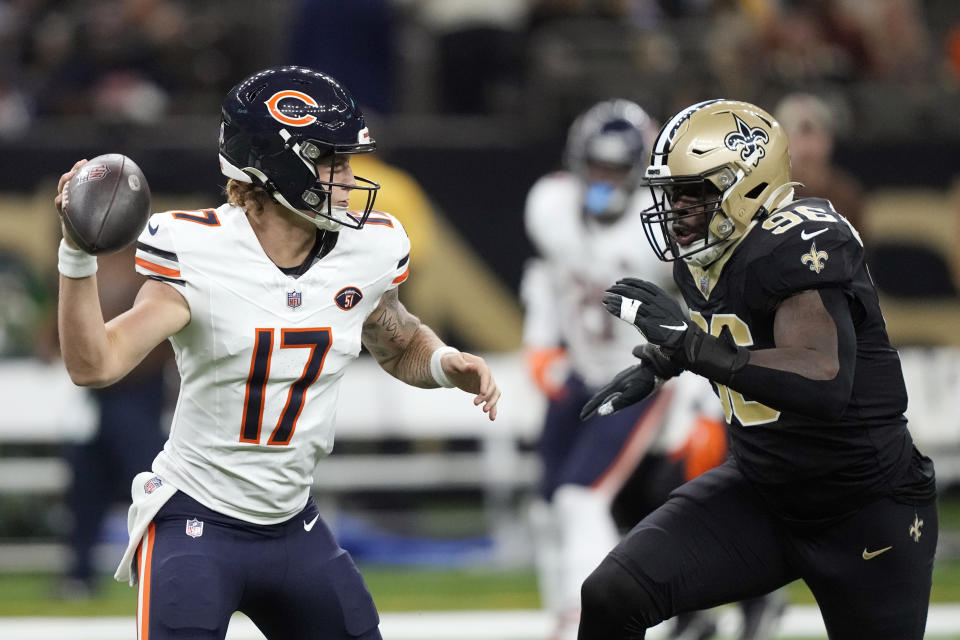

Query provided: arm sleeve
[725,287,857,421]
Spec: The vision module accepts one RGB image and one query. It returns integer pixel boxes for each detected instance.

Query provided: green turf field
[0,493,956,620]
[0,556,958,617]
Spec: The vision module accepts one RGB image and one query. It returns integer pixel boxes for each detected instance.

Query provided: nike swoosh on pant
[303,514,320,532]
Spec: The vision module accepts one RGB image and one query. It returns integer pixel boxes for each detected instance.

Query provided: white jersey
[134,204,410,524]
[521,172,673,388]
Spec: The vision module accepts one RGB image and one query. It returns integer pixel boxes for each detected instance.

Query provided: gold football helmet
[642,99,793,266]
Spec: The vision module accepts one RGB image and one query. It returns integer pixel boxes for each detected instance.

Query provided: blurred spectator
[15,0,272,121]
[59,246,170,598]
[845,0,932,84]
[286,0,398,113]
[0,248,50,357]
[774,91,866,236]
[763,0,872,87]
[412,0,529,114]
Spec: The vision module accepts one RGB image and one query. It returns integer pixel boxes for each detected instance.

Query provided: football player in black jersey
[577,99,937,640]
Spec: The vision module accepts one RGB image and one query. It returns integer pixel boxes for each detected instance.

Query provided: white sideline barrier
[0,353,544,443]
[2,347,960,496]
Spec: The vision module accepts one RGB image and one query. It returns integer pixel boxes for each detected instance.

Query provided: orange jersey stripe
[591,387,675,496]
[137,522,156,639]
[392,266,410,284]
[135,257,181,278]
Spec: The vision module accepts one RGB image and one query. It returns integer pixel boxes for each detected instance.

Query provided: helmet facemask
[643,167,739,267]
[222,127,379,231]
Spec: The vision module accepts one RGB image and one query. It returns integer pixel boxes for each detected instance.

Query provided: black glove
[579,344,676,421]
[602,277,750,384]
[602,278,690,350]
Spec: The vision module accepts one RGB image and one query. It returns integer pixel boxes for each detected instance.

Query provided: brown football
[62,153,151,255]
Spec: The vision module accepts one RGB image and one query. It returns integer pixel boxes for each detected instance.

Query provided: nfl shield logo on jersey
[185,518,204,538]
[143,476,163,494]
[287,290,302,309]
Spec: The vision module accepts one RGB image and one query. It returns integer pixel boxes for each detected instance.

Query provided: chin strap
[270,190,344,231]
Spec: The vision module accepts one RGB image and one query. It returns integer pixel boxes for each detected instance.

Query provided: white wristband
[430,346,459,388]
[58,238,98,279]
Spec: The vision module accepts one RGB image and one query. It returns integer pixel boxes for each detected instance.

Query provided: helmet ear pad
[254,146,324,210]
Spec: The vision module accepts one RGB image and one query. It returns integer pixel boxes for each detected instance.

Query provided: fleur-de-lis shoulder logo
[724,114,769,166]
[801,241,829,273]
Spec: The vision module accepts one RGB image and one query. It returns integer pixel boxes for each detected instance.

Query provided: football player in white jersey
[54,66,500,640]
[522,99,687,639]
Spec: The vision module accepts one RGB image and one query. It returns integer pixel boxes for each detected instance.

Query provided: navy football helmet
[564,99,654,222]
[219,66,379,230]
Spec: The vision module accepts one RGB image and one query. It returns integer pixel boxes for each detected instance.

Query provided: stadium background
[1,1,960,638]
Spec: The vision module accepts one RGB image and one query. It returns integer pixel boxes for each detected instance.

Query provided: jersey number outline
[689,312,781,427]
[171,208,221,226]
[760,204,863,246]
[240,328,332,445]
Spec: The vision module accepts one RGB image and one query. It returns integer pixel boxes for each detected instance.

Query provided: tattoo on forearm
[362,290,420,366]
[362,290,441,386]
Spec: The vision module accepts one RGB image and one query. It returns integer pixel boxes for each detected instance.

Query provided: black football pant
[138,492,382,639]
[578,460,938,640]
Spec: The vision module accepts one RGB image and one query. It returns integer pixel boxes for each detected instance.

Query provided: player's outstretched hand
[602,277,690,350]
[55,159,89,248]
[443,352,501,421]
[580,357,661,421]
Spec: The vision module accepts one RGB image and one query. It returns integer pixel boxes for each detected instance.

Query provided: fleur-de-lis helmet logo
[724,114,769,167]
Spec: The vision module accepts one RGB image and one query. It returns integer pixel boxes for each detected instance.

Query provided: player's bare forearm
[362,289,442,387]
[58,273,114,386]
[59,279,188,388]
[364,290,502,419]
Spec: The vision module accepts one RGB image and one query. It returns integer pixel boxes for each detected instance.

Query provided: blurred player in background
[54,65,500,640]
[520,100,670,640]
[773,93,865,238]
[521,99,757,640]
[579,99,937,640]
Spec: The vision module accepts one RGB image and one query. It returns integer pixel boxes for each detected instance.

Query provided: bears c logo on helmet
[265,90,319,127]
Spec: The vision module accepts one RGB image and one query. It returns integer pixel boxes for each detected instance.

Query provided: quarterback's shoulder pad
[748,198,863,300]
[357,210,411,288]
[524,171,580,257]
[134,211,187,286]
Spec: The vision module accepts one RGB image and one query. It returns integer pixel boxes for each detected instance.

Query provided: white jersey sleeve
[520,257,563,349]
[521,172,674,388]
[135,211,188,290]
[366,211,411,289]
[146,204,410,524]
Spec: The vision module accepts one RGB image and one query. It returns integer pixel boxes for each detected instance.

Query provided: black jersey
[673,197,935,524]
